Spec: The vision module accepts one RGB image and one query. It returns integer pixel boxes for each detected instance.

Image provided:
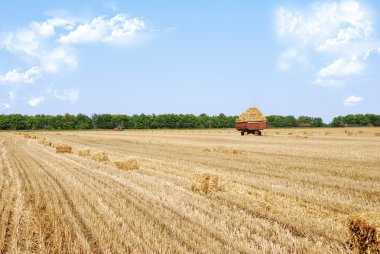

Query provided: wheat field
[0,128,379,253]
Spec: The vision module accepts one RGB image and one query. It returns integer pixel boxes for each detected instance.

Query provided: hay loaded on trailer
[235,107,266,136]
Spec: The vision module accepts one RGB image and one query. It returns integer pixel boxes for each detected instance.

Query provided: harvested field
[0,127,379,253]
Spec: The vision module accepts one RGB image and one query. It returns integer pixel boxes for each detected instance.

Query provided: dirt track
[1,128,379,253]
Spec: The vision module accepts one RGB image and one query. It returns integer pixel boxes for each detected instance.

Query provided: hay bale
[78,149,91,157]
[55,145,72,154]
[191,173,223,194]
[114,159,139,171]
[348,212,380,253]
[91,152,109,163]
[236,107,266,123]
[43,141,52,147]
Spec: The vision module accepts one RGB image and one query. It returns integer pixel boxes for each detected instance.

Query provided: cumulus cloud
[275,0,378,86]
[28,96,45,107]
[1,13,149,70]
[318,55,365,78]
[0,17,75,57]
[276,0,371,49]
[0,13,152,106]
[314,78,344,87]
[59,14,146,45]
[0,67,41,84]
[41,47,77,72]
[344,95,362,106]
[54,89,79,103]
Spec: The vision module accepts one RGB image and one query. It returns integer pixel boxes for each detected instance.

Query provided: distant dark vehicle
[235,122,266,136]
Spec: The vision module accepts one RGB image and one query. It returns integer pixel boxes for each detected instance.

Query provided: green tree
[297,116,312,127]
[75,114,92,129]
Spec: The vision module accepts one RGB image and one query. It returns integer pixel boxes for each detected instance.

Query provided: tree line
[0,113,379,130]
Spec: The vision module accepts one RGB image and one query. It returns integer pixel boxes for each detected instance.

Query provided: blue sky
[0,0,379,122]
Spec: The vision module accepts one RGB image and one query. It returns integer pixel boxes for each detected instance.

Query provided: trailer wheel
[241,131,245,136]
[258,131,262,136]
[254,131,259,136]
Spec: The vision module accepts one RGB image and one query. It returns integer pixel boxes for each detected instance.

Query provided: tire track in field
[0,137,24,254]
[23,138,237,253]
[25,141,217,254]
[12,138,100,253]
[0,140,16,254]
[7,137,71,253]
[5,135,94,253]
[19,137,157,253]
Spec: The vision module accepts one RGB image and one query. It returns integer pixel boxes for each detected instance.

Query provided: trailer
[235,122,266,136]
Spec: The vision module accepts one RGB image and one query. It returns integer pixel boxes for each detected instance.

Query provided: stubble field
[0,128,379,253]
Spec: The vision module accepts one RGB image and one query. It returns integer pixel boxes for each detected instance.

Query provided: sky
[0,0,379,123]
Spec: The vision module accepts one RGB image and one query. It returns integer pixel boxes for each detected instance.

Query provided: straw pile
[55,145,72,154]
[115,159,139,171]
[91,152,109,163]
[205,146,244,155]
[23,134,31,139]
[43,141,52,147]
[78,149,91,157]
[348,212,380,253]
[191,173,223,194]
[236,107,266,123]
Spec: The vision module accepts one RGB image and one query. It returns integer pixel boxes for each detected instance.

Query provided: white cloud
[1,30,40,56]
[0,18,75,57]
[314,78,344,87]
[344,95,362,106]
[0,102,11,110]
[54,89,79,103]
[0,13,152,106]
[0,18,78,74]
[59,14,146,45]
[0,66,41,84]
[276,0,378,86]
[0,13,150,76]
[30,18,75,38]
[28,96,45,107]
[276,0,371,50]
[318,55,365,78]
[41,47,77,72]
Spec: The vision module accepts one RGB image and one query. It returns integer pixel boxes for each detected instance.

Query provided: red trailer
[235,122,266,136]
